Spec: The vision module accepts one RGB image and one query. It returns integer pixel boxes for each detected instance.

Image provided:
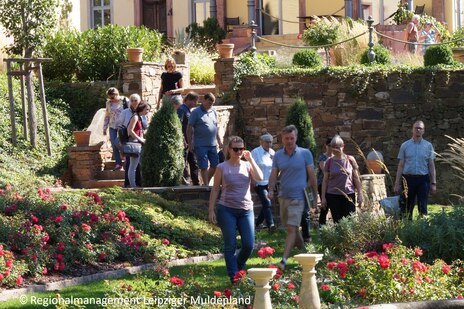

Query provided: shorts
[279,198,305,227]
[195,146,219,169]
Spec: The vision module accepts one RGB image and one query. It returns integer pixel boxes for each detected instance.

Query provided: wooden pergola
[3,58,52,155]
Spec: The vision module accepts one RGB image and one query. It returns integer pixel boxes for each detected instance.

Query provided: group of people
[104,57,437,283]
[404,14,439,54]
[208,120,436,282]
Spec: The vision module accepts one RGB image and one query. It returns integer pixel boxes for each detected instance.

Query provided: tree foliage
[285,97,317,156]
[141,99,184,186]
[0,0,58,57]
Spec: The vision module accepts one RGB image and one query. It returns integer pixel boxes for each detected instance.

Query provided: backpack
[117,125,129,144]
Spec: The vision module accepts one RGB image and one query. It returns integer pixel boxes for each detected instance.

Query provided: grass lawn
[0,228,310,308]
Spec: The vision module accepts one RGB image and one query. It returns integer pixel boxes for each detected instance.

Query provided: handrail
[373,29,462,46]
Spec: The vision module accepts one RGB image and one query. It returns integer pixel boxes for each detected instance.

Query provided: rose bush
[320,240,464,306]
[0,185,178,285]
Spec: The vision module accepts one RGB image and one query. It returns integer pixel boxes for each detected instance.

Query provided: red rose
[327,262,337,270]
[31,215,39,223]
[99,252,106,261]
[287,282,296,289]
[81,223,91,233]
[54,216,63,223]
[442,264,451,274]
[415,248,423,256]
[320,284,330,291]
[233,270,247,282]
[457,294,463,299]
[5,259,13,268]
[0,273,3,280]
[272,283,281,290]
[292,295,299,303]
[56,254,64,262]
[377,254,390,269]
[162,239,170,246]
[213,291,222,297]
[169,276,185,286]
[60,203,68,210]
[16,276,23,286]
[223,288,232,299]
[42,267,48,275]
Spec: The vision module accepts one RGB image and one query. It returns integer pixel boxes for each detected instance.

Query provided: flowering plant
[321,240,464,306]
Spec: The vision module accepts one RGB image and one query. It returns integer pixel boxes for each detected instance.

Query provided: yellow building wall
[227,0,247,25]
[282,0,300,33]
[79,0,89,30]
[306,0,345,17]
[173,0,190,36]
[79,0,134,30]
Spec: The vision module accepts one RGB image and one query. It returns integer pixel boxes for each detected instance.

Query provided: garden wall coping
[366,299,464,308]
[0,253,224,302]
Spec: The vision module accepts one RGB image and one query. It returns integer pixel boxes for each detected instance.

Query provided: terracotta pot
[127,48,144,62]
[73,131,91,146]
[217,43,235,59]
[367,160,383,174]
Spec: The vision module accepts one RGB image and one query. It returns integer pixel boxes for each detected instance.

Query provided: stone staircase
[88,159,125,188]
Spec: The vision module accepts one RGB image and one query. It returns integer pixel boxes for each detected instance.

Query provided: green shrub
[142,98,184,186]
[233,52,276,90]
[360,45,392,65]
[448,26,464,48]
[42,25,163,82]
[186,17,226,53]
[284,97,317,155]
[424,45,455,66]
[292,48,322,68]
[184,44,216,84]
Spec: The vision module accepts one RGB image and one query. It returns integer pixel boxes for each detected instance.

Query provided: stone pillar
[68,142,108,188]
[248,268,277,309]
[293,254,324,309]
[359,174,387,216]
[214,58,235,94]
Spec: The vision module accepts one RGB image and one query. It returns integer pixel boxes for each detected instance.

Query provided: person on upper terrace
[158,58,184,109]
[404,14,420,54]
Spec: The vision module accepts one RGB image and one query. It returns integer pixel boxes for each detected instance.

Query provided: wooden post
[20,63,28,140]
[25,64,37,148]
[37,62,52,155]
[6,61,17,146]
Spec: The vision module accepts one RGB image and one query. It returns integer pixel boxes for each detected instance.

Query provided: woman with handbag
[321,135,363,223]
[127,102,149,188]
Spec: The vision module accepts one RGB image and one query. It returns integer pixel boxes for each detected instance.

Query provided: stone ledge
[0,253,224,302]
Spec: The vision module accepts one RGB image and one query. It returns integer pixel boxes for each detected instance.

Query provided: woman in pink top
[209,136,263,283]
[321,135,363,223]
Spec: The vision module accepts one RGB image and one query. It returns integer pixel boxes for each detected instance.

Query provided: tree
[285,97,317,156]
[141,98,184,186]
[0,0,58,57]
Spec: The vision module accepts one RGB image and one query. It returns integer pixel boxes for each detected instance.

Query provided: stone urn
[126,48,144,62]
[217,43,235,59]
[73,131,91,146]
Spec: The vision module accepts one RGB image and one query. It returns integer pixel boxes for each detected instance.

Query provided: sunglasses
[232,147,245,152]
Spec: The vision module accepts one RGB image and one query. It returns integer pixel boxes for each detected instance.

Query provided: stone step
[103,160,125,170]
[88,179,124,188]
[184,85,216,96]
[96,170,125,180]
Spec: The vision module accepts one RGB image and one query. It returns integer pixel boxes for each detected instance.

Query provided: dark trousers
[124,155,141,187]
[326,193,356,223]
[254,185,274,228]
[401,174,430,219]
[184,149,199,185]
[318,184,329,225]
[300,200,310,239]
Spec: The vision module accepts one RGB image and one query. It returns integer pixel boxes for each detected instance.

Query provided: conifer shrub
[292,49,322,68]
[141,98,184,186]
[285,97,317,155]
[360,45,392,65]
[423,45,454,66]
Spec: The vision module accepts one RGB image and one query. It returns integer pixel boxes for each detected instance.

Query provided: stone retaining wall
[214,58,464,203]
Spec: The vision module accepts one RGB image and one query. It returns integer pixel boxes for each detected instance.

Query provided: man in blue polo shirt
[186,92,223,185]
[268,125,319,270]
[394,120,436,219]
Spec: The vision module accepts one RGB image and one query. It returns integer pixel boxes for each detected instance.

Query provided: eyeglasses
[232,147,245,152]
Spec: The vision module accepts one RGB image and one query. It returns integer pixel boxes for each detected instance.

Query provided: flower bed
[0,185,178,288]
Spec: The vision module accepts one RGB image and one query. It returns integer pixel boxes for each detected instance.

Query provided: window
[192,0,210,24]
[91,0,112,28]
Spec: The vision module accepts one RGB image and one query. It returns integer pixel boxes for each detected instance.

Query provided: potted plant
[73,130,91,146]
[126,47,144,62]
[216,42,235,59]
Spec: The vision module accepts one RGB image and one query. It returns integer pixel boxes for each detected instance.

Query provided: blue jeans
[109,128,122,166]
[254,185,274,228]
[216,204,255,280]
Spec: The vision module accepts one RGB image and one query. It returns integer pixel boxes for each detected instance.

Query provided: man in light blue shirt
[268,125,318,270]
[186,93,223,185]
[251,133,275,231]
[394,120,436,219]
